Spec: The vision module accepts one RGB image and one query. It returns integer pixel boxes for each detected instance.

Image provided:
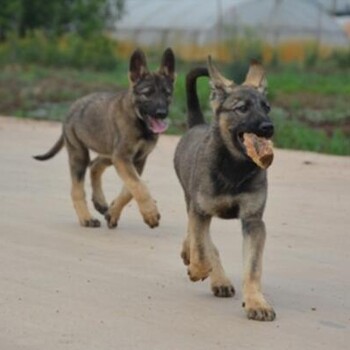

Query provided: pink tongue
[148,117,168,134]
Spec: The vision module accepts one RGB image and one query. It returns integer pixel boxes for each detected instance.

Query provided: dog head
[129,48,175,134]
[207,56,274,160]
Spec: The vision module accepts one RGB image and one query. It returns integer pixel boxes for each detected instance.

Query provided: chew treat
[243,133,274,169]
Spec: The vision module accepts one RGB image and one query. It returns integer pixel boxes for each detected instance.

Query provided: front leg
[105,186,132,228]
[241,218,276,321]
[110,152,160,228]
[184,210,213,282]
[181,212,234,297]
[105,157,146,228]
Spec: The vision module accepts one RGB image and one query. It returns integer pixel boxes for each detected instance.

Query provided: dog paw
[187,262,212,282]
[144,213,160,228]
[104,212,118,229]
[92,199,108,215]
[211,283,235,298]
[81,218,101,228]
[140,200,160,228]
[243,298,276,321]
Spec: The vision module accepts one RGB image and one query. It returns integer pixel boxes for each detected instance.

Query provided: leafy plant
[0,31,118,70]
[0,0,124,40]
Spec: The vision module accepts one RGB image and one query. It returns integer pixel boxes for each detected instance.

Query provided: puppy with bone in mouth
[174,57,275,321]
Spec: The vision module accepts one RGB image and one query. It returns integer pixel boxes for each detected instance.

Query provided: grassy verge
[0,64,349,155]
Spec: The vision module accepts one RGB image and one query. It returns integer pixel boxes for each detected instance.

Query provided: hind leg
[66,140,100,228]
[105,157,147,228]
[90,156,112,215]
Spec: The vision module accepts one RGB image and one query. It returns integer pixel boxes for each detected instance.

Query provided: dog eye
[236,104,248,113]
[261,102,271,113]
[140,87,154,96]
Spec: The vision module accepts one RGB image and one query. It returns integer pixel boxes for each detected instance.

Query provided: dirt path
[0,117,349,350]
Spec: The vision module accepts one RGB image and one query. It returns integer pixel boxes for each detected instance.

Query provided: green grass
[271,108,350,155]
[0,64,349,155]
[0,65,125,120]
[268,69,350,96]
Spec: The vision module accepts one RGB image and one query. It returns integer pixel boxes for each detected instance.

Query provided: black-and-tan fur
[34,48,175,229]
[174,58,276,321]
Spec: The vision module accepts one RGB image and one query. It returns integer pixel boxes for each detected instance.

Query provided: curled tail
[186,67,209,129]
[33,134,64,161]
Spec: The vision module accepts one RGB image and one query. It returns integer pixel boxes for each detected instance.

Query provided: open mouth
[136,108,169,134]
[145,116,169,134]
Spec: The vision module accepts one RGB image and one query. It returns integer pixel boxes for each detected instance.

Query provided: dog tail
[186,67,209,129]
[33,134,64,161]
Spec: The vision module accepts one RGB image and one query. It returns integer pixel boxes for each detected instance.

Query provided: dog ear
[159,48,176,81]
[243,60,267,94]
[207,55,234,105]
[207,55,234,93]
[129,49,149,83]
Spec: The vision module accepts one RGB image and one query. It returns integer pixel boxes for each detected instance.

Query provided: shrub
[0,31,118,70]
[329,48,350,69]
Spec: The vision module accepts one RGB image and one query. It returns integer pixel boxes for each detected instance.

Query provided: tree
[0,0,21,41]
[0,0,124,40]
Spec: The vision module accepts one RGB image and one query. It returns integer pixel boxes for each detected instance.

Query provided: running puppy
[174,58,276,321]
[34,48,175,229]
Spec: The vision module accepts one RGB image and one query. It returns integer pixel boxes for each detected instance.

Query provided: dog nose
[155,108,167,119]
[259,122,274,138]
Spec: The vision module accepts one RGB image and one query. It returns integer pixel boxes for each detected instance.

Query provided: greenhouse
[111,0,350,61]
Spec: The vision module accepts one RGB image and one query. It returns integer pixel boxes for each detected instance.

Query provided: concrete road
[0,117,349,350]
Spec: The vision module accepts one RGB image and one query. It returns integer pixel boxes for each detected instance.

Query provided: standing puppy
[34,48,175,229]
[174,58,276,321]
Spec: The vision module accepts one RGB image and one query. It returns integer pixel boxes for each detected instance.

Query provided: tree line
[0,0,124,40]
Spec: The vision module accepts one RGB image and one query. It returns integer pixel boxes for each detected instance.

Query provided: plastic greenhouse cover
[116,0,248,30]
[115,0,349,46]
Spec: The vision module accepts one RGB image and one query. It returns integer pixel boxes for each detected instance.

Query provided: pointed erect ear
[159,48,176,81]
[129,49,149,83]
[207,55,235,92]
[207,55,235,106]
[243,59,267,94]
